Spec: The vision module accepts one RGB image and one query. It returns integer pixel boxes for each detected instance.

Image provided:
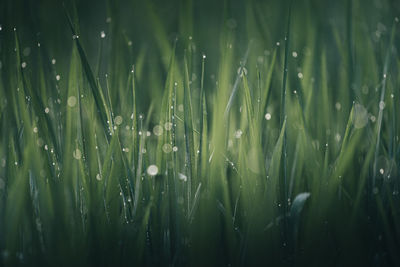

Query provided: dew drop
[23,47,31,56]
[114,115,123,125]
[237,67,248,77]
[178,173,187,182]
[265,113,272,121]
[353,103,368,128]
[164,122,173,131]
[67,96,77,107]
[162,143,172,153]
[335,133,341,142]
[234,129,243,139]
[73,149,82,160]
[147,165,158,176]
[379,101,385,110]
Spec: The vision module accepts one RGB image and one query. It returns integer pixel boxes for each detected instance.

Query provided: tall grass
[0,0,399,266]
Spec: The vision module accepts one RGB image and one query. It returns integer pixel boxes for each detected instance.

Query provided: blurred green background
[1,0,400,266]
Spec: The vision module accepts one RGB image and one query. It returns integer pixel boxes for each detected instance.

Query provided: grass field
[0,0,400,266]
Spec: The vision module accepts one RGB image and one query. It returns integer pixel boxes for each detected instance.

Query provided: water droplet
[56,75,60,81]
[276,41,280,46]
[67,96,77,107]
[335,133,341,142]
[44,107,50,114]
[353,103,368,128]
[335,102,341,110]
[234,129,243,139]
[147,165,158,176]
[297,72,303,79]
[128,41,132,46]
[237,67,248,77]
[33,127,38,133]
[379,168,384,175]
[96,173,101,181]
[73,149,82,160]
[379,101,385,110]
[202,54,206,59]
[173,146,178,152]
[292,51,298,58]
[370,115,376,122]
[178,173,187,182]
[265,113,271,120]
[162,143,172,153]
[115,115,123,125]
[100,31,106,38]
[164,122,173,131]
[23,47,31,57]
[21,62,27,68]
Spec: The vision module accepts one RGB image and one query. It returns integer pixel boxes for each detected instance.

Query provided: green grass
[0,0,400,266]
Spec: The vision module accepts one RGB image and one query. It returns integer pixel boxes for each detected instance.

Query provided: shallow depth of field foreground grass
[0,0,400,266]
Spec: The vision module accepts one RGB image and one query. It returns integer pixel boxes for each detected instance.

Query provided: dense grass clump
[0,0,400,266]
